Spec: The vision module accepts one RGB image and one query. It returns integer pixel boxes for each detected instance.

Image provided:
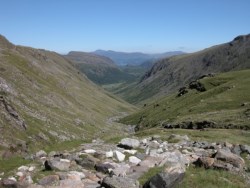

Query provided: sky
[1,0,250,54]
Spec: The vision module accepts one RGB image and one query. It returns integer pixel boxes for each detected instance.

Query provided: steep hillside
[121,69,250,130]
[0,35,135,152]
[93,50,184,66]
[122,34,250,104]
[65,51,137,85]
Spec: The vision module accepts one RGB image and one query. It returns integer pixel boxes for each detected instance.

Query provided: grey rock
[112,163,131,177]
[45,158,71,171]
[143,163,185,188]
[59,179,84,188]
[140,156,163,168]
[159,150,189,167]
[240,145,250,154]
[213,160,234,171]
[194,157,215,168]
[215,149,245,170]
[35,150,47,158]
[38,175,59,186]
[0,178,18,188]
[102,176,139,188]
[119,138,140,149]
[75,154,100,169]
[231,145,242,156]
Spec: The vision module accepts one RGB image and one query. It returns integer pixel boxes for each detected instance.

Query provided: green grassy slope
[119,34,250,104]
[0,35,135,151]
[65,51,137,85]
[121,69,250,129]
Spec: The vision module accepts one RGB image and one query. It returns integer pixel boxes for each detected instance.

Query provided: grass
[44,139,87,153]
[138,166,165,185]
[241,152,250,171]
[134,128,250,145]
[121,69,250,130]
[0,156,31,176]
[0,46,135,153]
[177,165,248,188]
[32,170,57,183]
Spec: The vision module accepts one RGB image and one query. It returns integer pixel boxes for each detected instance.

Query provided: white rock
[157,148,164,154]
[0,172,4,176]
[141,138,148,145]
[124,150,137,155]
[8,177,16,182]
[18,165,29,171]
[25,175,33,184]
[129,156,142,165]
[84,149,96,154]
[16,172,24,177]
[114,150,125,162]
[106,151,113,158]
[120,138,140,148]
[28,166,35,172]
[60,159,71,163]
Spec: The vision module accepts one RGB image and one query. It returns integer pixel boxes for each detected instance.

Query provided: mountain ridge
[118,34,250,104]
[0,35,135,151]
[93,50,185,66]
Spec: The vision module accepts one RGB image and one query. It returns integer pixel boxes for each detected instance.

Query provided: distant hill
[0,35,135,151]
[92,50,185,66]
[121,69,250,130]
[65,51,137,85]
[118,34,250,104]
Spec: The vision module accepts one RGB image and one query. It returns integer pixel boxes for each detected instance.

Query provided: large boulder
[119,138,140,149]
[194,157,215,168]
[38,175,60,186]
[143,163,185,188]
[35,150,47,158]
[215,149,245,170]
[75,154,100,169]
[159,150,190,167]
[101,176,139,188]
[45,159,71,171]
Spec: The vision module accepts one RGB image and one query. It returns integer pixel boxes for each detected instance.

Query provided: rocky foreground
[1,134,250,188]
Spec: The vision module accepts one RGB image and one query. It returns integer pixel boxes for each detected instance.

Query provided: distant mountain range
[114,34,250,104]
[92,50,185,66]
[65,51,137,85]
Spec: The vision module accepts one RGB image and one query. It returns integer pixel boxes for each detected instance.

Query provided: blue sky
[1,0,250,53]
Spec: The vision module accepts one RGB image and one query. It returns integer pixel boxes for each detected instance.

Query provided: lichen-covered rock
[215,149,245,170]
[102,176,139,188]
[143,163,185,188]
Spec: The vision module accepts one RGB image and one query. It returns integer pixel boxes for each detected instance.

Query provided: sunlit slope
[121,69,250,129]
[0,35,135,150]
